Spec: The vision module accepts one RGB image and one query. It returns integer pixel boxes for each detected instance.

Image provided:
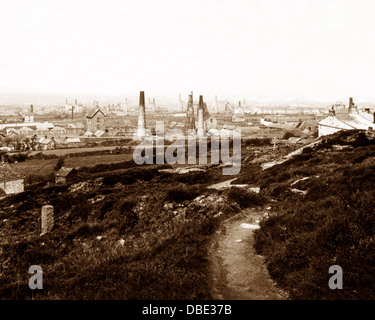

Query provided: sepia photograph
[0,0,374,315]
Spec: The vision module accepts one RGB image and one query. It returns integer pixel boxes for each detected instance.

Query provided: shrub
[54,156,65,171]
[24,173,55,186]
[118,199,136,213]
[283,131,298,139]
[227,187,265,208]
[8,153,28,163]
[302,146,313,154]
[244,138,271,146]
[69,223,104,238]
[118,210,138,233]
[98,197,116,219]
[166,185,203,203]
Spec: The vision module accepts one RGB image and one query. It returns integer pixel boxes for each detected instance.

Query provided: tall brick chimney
[123,98,128,112]
[186,92,195,130]
[197,95,205,137]
[137,91,146,137]
[348,97,354,113]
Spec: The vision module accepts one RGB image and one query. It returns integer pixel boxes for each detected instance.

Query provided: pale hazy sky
[0,0,375,102]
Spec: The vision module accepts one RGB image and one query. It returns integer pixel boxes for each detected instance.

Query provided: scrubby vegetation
[253,130,375,299]
[0,161,241,299]
[54,156,65,171]
[227,187,265,208]
[6,145,134,163]
[3,129,375,300]
[283,131,299,139]
[243,138,271,146]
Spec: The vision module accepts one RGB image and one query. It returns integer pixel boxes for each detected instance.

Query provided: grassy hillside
[3,130,372,300]
[0,160,253,299]
[250,130,375,299]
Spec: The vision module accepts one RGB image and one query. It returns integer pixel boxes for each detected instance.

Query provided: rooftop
[56,167,76,177]
[86,108,107,119]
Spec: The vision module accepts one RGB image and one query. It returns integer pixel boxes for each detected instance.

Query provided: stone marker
[41,205,54,236]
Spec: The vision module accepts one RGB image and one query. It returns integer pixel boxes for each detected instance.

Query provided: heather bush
[244,138,271,146]
[54,156,65,171]
[166,185,202,203]
[227,187,265,208]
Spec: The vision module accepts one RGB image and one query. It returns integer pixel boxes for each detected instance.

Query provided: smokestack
[30,104,34,113]
[139,91,145,107]
[75,99,78,106]
[348,97,353,113]
[124,98,128,112]
[186,92,195,130]
[137,91,146,137]
[179,94,183,111]
[72,105,74,120]
[373,111,375,124]
[329,106,335,116]
[197,95,205,137]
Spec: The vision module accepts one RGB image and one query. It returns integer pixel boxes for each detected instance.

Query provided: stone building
[0,164,24,194]
[55,167,77,185]
[85,108,107,133]
[39,137,57,150]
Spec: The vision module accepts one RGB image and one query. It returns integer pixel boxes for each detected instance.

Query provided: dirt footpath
[208,209,288,300]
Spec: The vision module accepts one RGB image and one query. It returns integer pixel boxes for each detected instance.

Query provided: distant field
[9,159,57,176]
[64,153,134,168]
[9,153,134,177]
[26,146,120,156]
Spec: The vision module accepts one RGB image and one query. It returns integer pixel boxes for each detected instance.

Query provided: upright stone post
[137,91,146,137]
[41,205,54,236]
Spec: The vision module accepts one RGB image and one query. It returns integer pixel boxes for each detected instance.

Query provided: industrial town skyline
[1,0,375,102]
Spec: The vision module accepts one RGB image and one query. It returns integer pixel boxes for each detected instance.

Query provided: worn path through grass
[208,209,288,300]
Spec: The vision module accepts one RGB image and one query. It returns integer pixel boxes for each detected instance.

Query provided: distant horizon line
[0,91,375,107]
